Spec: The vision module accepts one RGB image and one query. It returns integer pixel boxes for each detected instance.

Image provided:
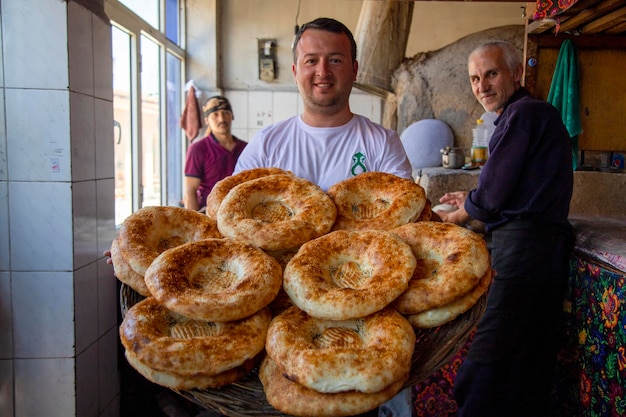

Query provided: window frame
[105,0,186,223]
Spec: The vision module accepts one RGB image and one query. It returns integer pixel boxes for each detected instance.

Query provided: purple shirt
[184,133,247,208]
[465,88,573,232]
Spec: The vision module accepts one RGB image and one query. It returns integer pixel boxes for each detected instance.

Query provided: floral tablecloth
[412,216,626,416]
[557,254,626,417]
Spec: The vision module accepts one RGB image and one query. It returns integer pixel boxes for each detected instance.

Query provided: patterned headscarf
[202,96,233,119]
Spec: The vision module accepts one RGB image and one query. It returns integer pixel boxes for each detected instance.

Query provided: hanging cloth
[547,39,582,170]
[180,85,201,141]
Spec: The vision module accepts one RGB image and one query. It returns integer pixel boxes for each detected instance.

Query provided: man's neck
[211,131,236,150]
[301,107,354,128]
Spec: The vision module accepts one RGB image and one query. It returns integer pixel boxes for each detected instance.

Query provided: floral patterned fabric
[412,332,474,416]
[412,253,626,417]
[533,0,580,20]
[558,255,626,417]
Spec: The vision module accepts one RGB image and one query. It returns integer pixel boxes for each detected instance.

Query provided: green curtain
[547,39,582,170]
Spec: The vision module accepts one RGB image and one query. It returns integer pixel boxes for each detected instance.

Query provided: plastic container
[471,119,489,166]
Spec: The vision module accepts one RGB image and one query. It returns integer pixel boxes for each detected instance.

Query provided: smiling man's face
[468,46,522,114]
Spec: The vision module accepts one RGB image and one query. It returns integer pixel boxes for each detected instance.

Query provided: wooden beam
[528,32,626,49]
[604,19,626,32]
[554,0,626,32]
[582,5,626,33]
[527,18,558,34]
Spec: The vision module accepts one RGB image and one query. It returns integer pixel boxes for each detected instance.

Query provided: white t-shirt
[234,114,412,191]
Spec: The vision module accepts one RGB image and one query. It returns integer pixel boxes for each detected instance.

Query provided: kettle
[441,147,465,169]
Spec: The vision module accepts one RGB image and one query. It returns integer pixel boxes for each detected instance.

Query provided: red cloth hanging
[180,86,201,141]
[533,0,580,20]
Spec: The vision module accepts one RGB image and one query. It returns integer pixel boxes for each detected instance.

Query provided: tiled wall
[226,89,384,142]
[0,2,383,416]
[0,1,119,417]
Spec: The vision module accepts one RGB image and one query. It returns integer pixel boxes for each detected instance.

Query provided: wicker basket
[120,284,486,417]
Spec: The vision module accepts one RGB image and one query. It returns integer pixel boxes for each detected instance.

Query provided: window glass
[118,0,159,29]
[140,35,162,208]
[165,0,179,44]
[166,52,183,207]
[107,0,185,225]
[112,26,134,225]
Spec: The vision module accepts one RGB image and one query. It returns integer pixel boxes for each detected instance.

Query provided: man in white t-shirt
[234,17,415,417]
[233,17,412,191]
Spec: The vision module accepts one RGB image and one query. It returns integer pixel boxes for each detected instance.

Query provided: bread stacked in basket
[114,168,491,417]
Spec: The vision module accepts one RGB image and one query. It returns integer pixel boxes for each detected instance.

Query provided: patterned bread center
[350,198,390,220]
[251,201,293,222]
[314,326,363,349]
[170,320,218,339]
[157,235,186,252]
[189,260,236,291]
[414,258,441,280]
[330,261,370,288]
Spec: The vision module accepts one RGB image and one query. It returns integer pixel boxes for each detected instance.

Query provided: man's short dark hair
[292,17,357,64]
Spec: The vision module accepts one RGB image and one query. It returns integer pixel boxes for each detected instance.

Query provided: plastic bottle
[471,119,488,166]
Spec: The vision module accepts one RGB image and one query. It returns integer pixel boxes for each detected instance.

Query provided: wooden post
[354,0,414,92]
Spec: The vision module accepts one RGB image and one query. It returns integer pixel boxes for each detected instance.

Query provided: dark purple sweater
[465,88,573,232]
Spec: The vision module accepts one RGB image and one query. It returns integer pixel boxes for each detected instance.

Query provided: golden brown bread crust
[144,238,283,322]
[391,222,491,314]
[327,172,427,231]
[116,206,222,276]
[283,230,416,320]
[406,268,492,328]
[110,235,151,296]
[259,355,408,417]
[205,167,292,219]
[119,298,271,389]
[415,198,433,222]
[266,306,415,394]
[124,349,262,390]
[217,175,337,251]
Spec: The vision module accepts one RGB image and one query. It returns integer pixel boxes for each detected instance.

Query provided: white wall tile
[248,91,274,129]
[14,358,75,417]
[93,15,113,101]
[75,263,98,355]
[97,259,118,336]
[0,89,6,180]
[70,92,96,182]
[9,182,73,271]
[98,327,119,413]
[2,0,68,89]
[226,91,249,131]
[0,183,8,271]
[231,128,250,143]
[73,180,98,269]
[68,2,94,96]
[5,89,71,182]
[76,341,98,417]
[0,22,4,89]
[0,273,12,358]
[12,271,74,358]
[272,91,299,123]
[0,359,14,416]
[350,92,382,124]
[95,98,114,180]
[97,178,116,256]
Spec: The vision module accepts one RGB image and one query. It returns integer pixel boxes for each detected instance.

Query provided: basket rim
[119,283,485,417]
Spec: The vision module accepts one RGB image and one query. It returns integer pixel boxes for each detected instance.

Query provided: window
[106,0,185,226]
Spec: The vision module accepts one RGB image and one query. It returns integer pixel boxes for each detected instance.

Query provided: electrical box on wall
[258,38,277,81]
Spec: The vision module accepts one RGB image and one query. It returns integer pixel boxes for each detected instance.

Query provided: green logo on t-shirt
[351,152,367,176]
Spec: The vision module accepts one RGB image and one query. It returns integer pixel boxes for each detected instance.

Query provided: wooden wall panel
[526,35,626,152]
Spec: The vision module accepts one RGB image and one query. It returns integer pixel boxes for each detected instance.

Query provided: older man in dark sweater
[436,40,573,417]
